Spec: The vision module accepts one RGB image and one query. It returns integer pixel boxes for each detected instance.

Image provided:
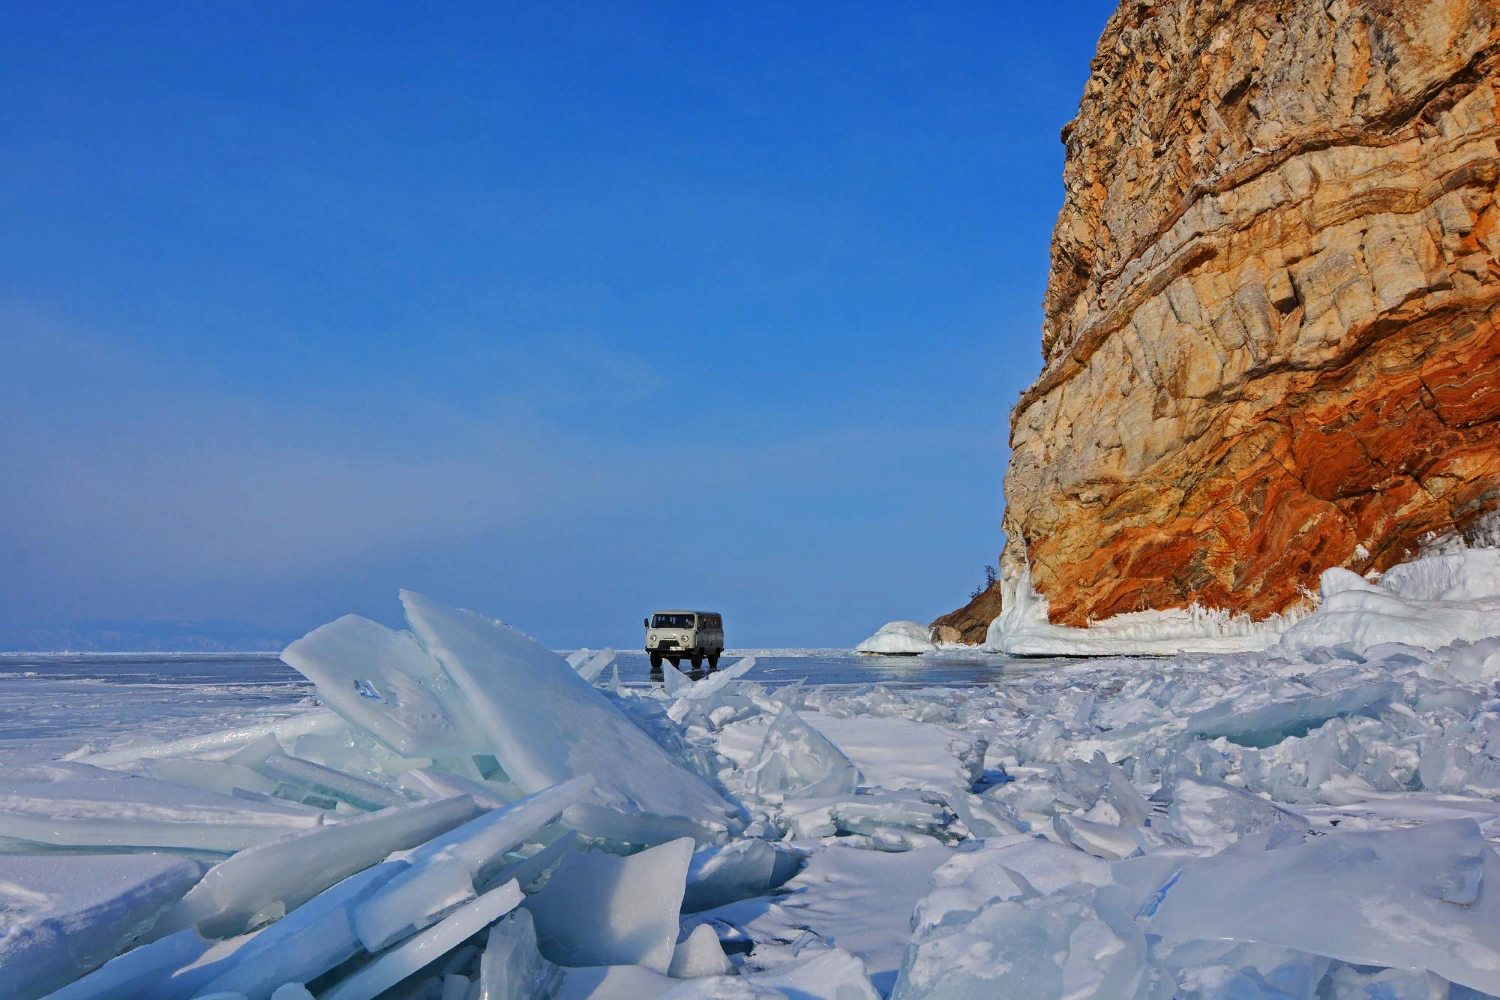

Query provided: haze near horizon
[1,1,1119,649]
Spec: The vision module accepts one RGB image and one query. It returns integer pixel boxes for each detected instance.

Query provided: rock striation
[989,0,1500,628]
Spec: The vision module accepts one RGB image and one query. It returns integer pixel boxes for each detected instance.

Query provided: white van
[644,610,724,671]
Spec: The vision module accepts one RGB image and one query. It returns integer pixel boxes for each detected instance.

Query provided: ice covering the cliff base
[985,567,1294,656]
[854,621,934,655]
[989,545,1500,659]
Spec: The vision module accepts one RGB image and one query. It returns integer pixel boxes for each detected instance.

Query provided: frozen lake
[0,648,1063,767]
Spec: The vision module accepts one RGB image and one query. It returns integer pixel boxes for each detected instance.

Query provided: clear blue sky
[0,1,1118,648]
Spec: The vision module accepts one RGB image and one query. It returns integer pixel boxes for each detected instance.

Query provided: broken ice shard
[745,705,861,800]
[320,881,524,1000]
[354,777,593,951]
[282,614,490,757]
[525,836,695,973]
[152,794,479,940]
[0,766,322,852]
[2,853,205,1000]
[400,590,738,839]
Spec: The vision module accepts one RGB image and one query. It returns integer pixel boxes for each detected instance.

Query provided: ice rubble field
[4,554,1500,1000]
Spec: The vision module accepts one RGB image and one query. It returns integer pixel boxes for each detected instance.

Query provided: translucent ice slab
[745,705,860,801]
[320,881,524,1000]
[152,794,479,940]
[42,928,211,1000]
[574,649,615,685]
[281,614,489,757]
[0,769,323,852]
[354,777,594,951]
[1134,818,1500,994]
[1155,773,1309,852]
[188,861,410,999]
[400,591,737,839]
[71,711,344,768]
[1184,682,1400,749]
[401,766,514,810]
[1,853,204,1000]
[526,837,695,973]
[146,758,280,799]
[682,839,804,912]
[474,908,563,1000]
[255,752,409,811]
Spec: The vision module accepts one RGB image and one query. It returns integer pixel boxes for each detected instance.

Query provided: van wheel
[690,650,704,670]
[649,652,662,671]
[708,651,720,670]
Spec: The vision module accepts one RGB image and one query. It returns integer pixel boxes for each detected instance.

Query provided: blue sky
[0,1,1118,648]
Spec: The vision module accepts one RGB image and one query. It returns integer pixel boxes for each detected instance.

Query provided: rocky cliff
[972,0,1500,630]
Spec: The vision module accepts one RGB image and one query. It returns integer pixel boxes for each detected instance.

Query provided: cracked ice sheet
[682,844,952,995]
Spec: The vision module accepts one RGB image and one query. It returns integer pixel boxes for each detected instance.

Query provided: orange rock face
[1000,0,1500,627]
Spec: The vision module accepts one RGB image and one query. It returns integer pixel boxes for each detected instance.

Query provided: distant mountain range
[0,619,300,653]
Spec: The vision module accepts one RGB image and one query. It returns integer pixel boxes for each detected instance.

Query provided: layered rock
[994,0,1500,627]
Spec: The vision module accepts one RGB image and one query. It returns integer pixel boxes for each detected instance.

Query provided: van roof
[651,609,718,615]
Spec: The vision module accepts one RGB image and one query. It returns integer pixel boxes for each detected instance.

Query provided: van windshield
[652,614,696,629]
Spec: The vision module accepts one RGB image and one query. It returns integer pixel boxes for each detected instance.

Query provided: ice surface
[1,853,204,1000]
[152,794,479,940]
[744,705,860,801]
[554,965,678,1000]
[0,768,322,851]
[669,924,730,979]
[1277,566,1500,657]
[354,777,594,951]
[682,840,803,913]
[474,908,563,1000]
[400,591,737,839]
[526,836,694,973]
[28,582,1500,998]
[282,615,488,757]
[854,621,934,655]
[320,881,523,1000]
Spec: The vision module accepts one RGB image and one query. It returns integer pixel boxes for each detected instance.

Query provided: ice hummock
[985,567,1295,656]
[854,621,934,655]
[400,590,740,841]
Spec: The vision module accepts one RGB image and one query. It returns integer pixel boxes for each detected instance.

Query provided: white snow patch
[854,621,934,655]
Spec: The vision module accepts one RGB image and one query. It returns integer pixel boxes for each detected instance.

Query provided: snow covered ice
[12,561,1500,1000]
[854,622,935,656]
